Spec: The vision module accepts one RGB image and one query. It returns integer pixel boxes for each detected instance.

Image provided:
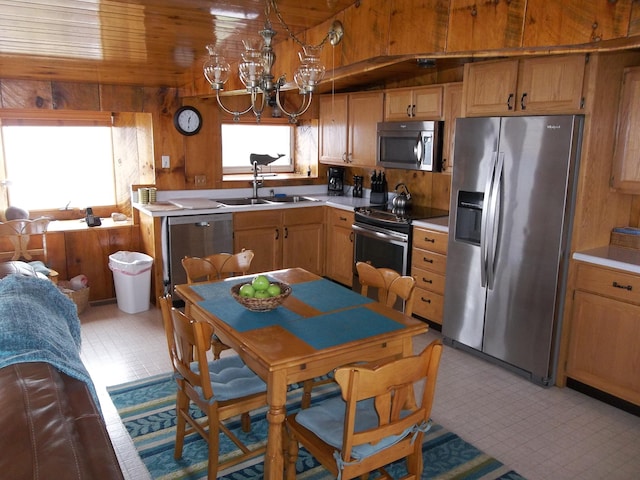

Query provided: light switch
[161,155,170,168]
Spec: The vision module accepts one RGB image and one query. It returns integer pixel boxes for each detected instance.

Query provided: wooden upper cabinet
[319,92,383,167]
[611,67,640,194]
[319,94,349,165]
[384,86,443,121]
[441,82,463,174]
[462,55,586,116]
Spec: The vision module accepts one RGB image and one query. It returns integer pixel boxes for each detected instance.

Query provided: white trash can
[109,251,153,314]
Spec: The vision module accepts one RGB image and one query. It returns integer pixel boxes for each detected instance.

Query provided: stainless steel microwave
[376,120,443,171]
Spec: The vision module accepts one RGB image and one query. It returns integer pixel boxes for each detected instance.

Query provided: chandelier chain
[268,0,331,49]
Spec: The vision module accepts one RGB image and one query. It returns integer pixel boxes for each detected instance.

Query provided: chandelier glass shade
[203,1,343,123]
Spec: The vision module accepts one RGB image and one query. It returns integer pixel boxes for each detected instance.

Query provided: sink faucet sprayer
[252,160,263,198]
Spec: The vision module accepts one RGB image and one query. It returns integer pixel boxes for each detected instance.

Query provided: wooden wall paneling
[112,112,155,213]
[0,79,53,109]
[100,84,145,112]
[341,0,391,64]
[431,172,452,211]
[183,97,217,188]
[523,0,634,47]
[145,87,185,190]
[388,0,449,55]
[447,0,526,52]
[382,169,434,206]
[51,82,100,110]
[630,0,640,36]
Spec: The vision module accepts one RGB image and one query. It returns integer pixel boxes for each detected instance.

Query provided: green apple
[267,283,281,297]
[239,283,255,298]
[254,289,270,299]
[251,275,270,291]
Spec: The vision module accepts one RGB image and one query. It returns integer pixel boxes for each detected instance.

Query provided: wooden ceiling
[0,0,356,88]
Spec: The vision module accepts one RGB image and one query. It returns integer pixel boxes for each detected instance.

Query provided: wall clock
[173,106,202,136]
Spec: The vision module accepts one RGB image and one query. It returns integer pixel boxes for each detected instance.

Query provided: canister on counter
[148,187,157,203]
[138,187,149,204]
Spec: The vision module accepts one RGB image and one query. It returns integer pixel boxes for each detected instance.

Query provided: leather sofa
[0,261,124,479]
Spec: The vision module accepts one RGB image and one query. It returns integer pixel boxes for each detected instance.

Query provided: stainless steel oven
[352,204,448,307]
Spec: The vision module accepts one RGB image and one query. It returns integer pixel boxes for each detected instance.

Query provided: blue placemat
[290,279,373,312]
[197,296,302,332]
[283,306,403,350]
[191,279,247,300]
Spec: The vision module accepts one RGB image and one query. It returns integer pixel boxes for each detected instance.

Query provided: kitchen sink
[213,197,272,206]
[213,196,319,206]
[267,195,319,203]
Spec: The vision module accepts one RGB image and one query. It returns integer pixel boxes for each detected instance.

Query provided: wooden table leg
[264,371,287,480]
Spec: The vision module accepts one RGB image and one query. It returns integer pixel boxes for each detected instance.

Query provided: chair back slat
[355,261,416,314]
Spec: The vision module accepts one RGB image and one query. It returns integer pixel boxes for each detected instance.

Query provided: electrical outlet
[195,175,206,186]
[161,155,170,168]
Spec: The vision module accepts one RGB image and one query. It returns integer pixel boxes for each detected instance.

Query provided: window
[2,120,116,211]
[221,123,294,174]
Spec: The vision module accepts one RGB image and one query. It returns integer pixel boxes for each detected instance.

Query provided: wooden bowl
[230,281,292,312]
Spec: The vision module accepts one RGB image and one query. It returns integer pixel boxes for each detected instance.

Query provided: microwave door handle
[414,133,423,168]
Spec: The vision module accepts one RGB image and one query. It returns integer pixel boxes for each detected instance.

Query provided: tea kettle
[392,183,412,209]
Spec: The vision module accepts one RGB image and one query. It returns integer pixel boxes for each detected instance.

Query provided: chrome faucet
[251,160,263,198]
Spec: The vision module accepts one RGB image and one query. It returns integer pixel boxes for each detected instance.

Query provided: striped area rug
[107,373,525,480]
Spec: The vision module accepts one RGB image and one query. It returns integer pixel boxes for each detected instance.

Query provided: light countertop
[573,246,640,274]
[413,216,449,233]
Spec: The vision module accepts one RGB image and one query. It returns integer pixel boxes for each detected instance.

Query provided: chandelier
[203,0,344,123]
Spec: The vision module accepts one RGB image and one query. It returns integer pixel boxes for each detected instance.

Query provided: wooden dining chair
[356,261,416,315]
[158,295,267,479]
[181,250,254,359]
[301,262,417,409]
[286,339,443,480]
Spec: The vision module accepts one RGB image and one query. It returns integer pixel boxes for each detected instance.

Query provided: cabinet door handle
[339,216,347,222]
[507,93,514,110]
[520,92,528,110]
[349,231,354,242]
[423,236,435,243]
[275,228,279,240]
[422,277,433,284]
[406,105,412,117]
[423,257,434,264]
[411,105,416,117]
[612,281,632,291]
[284,226,288,239]
[421,296,432,304]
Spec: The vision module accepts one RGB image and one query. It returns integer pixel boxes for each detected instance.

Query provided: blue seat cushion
[295,395,413,460]
[185,355,266,403]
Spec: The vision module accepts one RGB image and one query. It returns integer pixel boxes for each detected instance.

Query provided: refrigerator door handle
[480,151,499,287]
[486,152,505,289]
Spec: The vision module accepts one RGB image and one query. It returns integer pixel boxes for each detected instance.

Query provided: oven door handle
[352,223,409,244]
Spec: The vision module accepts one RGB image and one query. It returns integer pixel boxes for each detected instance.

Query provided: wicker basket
[230,281,291,312]
[58,281,90,314]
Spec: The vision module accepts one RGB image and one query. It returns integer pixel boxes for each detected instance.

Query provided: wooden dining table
[175,267,428,480]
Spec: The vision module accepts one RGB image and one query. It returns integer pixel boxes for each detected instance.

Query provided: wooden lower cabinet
[49,223,140,302]
[233,207,324,276]
[565,263,640,406]
[410,226,447,325]
[325,207,354,287]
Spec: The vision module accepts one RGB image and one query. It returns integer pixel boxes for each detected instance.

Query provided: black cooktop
[355,204,449,225]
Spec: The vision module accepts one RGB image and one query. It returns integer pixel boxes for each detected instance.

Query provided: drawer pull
[423,257,434,263]
[423,237,435,243]
[422,277,433,284]
[421,297,431,304]
[612,281,633,291]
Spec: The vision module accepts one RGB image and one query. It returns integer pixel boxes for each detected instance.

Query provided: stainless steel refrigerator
[443,115,583,386]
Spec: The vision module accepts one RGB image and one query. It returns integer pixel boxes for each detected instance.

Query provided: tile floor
[79,302,640,480]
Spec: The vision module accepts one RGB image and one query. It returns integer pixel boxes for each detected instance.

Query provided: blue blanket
[0,275,98,404]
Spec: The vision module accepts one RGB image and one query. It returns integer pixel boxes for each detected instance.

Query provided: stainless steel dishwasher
[166,213,233,294]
